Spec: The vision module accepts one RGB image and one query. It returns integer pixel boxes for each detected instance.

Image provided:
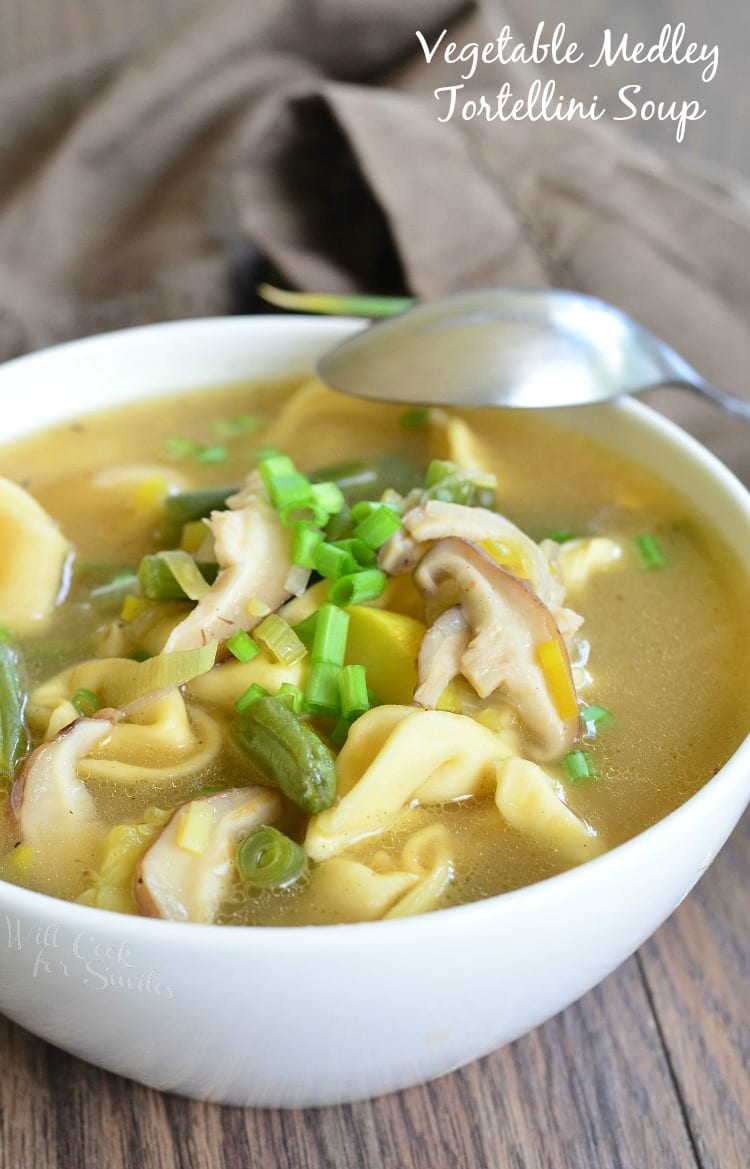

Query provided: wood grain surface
[0,2,748,1167]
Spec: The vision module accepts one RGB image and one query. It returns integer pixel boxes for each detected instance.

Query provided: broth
[0,378,748,925]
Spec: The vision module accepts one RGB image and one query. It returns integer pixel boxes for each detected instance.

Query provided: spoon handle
[670,378,750,421]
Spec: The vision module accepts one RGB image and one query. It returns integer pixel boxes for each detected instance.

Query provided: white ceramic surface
[0,317,748,1108]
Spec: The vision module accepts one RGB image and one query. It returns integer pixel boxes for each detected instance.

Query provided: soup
[0,377,747,926]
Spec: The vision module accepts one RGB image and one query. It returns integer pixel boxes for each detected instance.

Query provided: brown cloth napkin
[0,0,748,478]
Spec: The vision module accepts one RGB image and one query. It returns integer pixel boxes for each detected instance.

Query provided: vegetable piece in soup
[0,376,748,926]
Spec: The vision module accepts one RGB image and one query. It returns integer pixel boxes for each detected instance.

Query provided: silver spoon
[316,287,750,418]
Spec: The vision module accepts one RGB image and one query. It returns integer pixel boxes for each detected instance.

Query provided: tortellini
[304,706,515,861]
[495,757,605,864]
[309,824,454,922]
[0,477,71,634]
[28,658,222,786]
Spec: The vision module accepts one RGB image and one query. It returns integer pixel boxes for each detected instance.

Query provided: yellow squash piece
[344,607,426,706]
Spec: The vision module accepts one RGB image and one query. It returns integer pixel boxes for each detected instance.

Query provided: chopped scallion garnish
[291,523,324,568]
[353,504,402,550]
[279,501,328,528]
[311,604,350,667]
[226,630,261,664]
[234,682,270,714]
[237,825,308,889]
[581,705,614,735]
[305,661,341,718]
[546,531,577,544]
[314,542,357,580]
[194,444,229,465]
[310,481,345,516]
[338,664,369,721]
[71,688,100,718]
[276,683,305,715]
[634,534,666,570]
[329,569,387,606]
[163,436,197,459]
[563,750,598,782]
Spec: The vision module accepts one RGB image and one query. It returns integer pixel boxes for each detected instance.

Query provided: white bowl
[0,317,748,1108]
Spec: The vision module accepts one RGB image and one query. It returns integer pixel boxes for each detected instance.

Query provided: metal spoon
[316,287,750,418]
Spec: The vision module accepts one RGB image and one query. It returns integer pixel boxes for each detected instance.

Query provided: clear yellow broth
[0,378,748,925]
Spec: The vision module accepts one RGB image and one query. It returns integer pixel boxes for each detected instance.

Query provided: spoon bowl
[317,288,750,417]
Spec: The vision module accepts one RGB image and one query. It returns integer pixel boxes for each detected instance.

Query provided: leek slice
[101,642,218,709]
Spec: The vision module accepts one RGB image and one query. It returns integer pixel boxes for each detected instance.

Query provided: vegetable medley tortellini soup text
[0,379,748,925]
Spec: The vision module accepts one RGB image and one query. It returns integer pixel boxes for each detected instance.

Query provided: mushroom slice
[380,500,582,639]
[12,711,119,861]
[164,472,292,652]
[414,539,579,761]
[415,605,472,708]
[135,786,281,923]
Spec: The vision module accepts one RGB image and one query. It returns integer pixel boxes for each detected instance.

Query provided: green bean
[237,826,307,888]
[137,555,219,600]
[0,632,28,783]
[231,696,336,814]
[162,486,236,525]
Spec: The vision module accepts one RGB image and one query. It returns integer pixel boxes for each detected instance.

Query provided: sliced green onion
[314,542,357,580]
[581,705,614,735]
[0,633,28,782]
[212,414,263,438]
[234,682,269,714]
[329,569,387,606]
[259,453,295,480]
[257,283,413,318]
[157,550,212,600]
[310,481,345,516]
[270,473,312,510]
[254,615,307,666]
[237,826,308,889]
[634,534,666,570]
[231,695,337,812]
[331,537,377,568]
[291,523,323,568]
[563,750,598,782]
[546,530,577,544]
[353,504,402,550]
[102,642,218,709]
[194,444,229,465]
[305,662,341,718]
[324,508,354,543]
[138,555,219,600]
[163,436,197,459]
[292,611,319,652]
[350,500,379,524]
[311,604,349,666]
[279,500,328,528]
[276,683,305,715]
[400,406,430,430]
[226,630,261,664]
[338,664,369,721]
[163,486,234,525]
[72,688,100,718]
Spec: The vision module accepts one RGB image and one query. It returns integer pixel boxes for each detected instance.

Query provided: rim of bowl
[0,315,748,946]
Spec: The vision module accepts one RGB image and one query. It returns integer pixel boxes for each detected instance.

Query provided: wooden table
[0,2,748,1166]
